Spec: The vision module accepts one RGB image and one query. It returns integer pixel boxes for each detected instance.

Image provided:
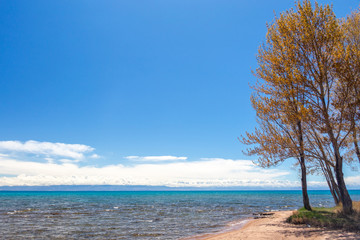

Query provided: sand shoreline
[184,210,360,240]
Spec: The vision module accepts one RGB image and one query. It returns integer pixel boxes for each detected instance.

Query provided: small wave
[131,232,163,237]
[226,218,251,230]
[6,208,37,215]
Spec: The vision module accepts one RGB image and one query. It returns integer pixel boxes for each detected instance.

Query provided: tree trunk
[320,95,353,214]
[329,131,353,214]
[321,160,340,205]
[297,121,311,210]
[334,154,353,214]
[327,172,340,205]
[300,158,312,210]
[327,165,341,205]
[328,183,340,205]
[326,122,353,213]
[311,124,340,205]
[330,135,353,214]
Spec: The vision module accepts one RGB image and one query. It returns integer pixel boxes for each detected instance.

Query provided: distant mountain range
[0,185,342,191]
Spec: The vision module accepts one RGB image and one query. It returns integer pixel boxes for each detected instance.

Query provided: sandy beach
[191,211,360,240]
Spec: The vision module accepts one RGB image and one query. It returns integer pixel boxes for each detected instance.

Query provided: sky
[0,0,359,189]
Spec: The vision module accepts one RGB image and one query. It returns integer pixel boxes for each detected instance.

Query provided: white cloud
[44,157,54,164]
[0,140,95,160]
[125,155,188,162]
[90,154,100,159]
[0,156,295,187]
[345,175,360,186]
[59,159,81,163]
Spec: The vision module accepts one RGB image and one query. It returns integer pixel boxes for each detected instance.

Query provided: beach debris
[252,212,275,219]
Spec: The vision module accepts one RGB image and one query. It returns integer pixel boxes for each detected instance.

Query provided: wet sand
[190,211,360,240]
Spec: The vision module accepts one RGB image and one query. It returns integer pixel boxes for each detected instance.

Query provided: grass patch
[287,201,360,232]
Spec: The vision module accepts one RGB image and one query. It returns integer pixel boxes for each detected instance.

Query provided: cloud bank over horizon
[125,155,188,162]
[0,140,358,188]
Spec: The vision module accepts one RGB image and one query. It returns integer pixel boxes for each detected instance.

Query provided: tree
[242,1,355,214]
[240,2,314,210]
[290,1,353,214]
[336,9,360,165]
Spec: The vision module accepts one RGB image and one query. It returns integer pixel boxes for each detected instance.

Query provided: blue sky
[0,0,359,188]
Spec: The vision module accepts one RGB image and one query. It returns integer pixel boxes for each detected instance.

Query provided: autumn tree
[242,1,355,214]
[335,9,360,165]
[290,1,354,214]
[240,2,313,210]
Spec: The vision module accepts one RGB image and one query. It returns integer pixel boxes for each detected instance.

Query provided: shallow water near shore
[1,190,359,239]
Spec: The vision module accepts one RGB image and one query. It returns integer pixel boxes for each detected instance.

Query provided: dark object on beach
[253,212,275,219]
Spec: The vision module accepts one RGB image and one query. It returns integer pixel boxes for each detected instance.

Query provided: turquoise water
[0,190,359,239]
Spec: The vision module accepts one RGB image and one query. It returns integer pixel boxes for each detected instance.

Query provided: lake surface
[1,190,359,239]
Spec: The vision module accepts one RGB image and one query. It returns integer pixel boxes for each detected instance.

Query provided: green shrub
[287,202,360,232]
